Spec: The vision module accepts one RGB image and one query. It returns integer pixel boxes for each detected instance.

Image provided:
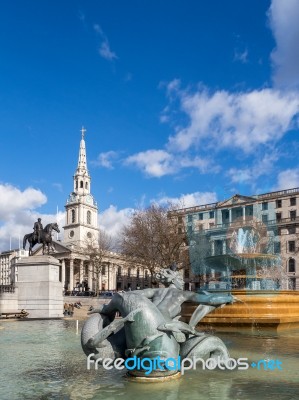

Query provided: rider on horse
[33,218,43,243]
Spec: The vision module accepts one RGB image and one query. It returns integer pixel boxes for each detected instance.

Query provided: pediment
[32,240,71,256]
[217,194,256,207]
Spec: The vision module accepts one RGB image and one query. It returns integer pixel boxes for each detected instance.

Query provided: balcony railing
[0,285,15,294]
[190,216,299,234]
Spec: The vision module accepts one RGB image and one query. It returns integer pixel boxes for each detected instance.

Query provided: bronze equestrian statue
[23,221,60,256]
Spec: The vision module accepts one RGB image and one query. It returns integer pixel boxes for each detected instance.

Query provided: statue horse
[23,222,60,256]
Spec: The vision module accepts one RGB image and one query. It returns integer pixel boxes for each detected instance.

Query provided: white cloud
[93,23,118,61]
[166,85,299,153]
[274,168,299,190]
[99,205,133,238]
[92,151,118,169]
[0,183,66,251]
[227,152,279,184]
[99,40,118,61]
[125,150,176,177]
[269,0,299,88]
[155,191,217,208]
[234,48,248,63]
[0,184,47,221]
[125,149,216,178]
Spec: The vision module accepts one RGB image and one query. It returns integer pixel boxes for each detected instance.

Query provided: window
[85,182,88,189]
[262,214,268,223]
[145,270,148,279]
[80,181,83,188]
[128,268,131,278]
[288,226,296,234]
[76,180,78,189]
[290,210,296,220]
[199,213,203,220]
[209,211,215,219]
[137,268,140,278]
[262,202,268,211]
[288,241,295,252]
[276,213,282,222]
[87,211,91,225]
[276,199,282,208]
[188,215,193,223]
[102,266,106,275]
[288,259,296,273]
[71,209,75,223]
[184,269,189,278]
[118,266,122,275]
[290,197,296,206]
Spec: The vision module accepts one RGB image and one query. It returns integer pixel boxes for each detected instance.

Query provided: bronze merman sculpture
[81,265,235,379]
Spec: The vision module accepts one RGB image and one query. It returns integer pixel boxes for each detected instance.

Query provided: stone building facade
[176,189,299,290]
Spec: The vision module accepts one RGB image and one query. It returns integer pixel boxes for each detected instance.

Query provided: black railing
[0,285,15,294]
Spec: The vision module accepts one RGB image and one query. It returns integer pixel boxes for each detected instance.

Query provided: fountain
[184,218,299,331]
[81,266,235,380]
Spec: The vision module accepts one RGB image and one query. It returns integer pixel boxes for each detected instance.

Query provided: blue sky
[1,0,299,250]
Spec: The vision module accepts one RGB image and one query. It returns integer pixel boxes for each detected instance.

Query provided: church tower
[63,127,99,248]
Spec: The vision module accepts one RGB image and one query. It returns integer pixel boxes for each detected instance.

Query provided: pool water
[0,320,298,400]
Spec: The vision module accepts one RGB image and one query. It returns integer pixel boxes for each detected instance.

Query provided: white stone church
[0,129,151,293]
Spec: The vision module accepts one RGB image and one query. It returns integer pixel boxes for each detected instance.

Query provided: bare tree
[84,230,113,296]
[120,203,189,279]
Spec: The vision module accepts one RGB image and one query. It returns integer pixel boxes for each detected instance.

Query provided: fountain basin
[182,290,299,331]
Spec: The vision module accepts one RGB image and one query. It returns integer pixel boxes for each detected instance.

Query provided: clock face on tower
[86,195,92,204]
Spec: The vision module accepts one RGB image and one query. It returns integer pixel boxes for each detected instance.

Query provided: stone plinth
[182,290,299,331]
[0,286,19,314]
[16,255,63,318]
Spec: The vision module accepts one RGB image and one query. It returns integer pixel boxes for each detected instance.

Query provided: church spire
[76,126,88,175]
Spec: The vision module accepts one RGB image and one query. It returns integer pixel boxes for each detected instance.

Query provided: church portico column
[88,262,92,290]
[243,206,246,222]
[79,259,84,288]
[69,258,74,291]
[61,259,65,290]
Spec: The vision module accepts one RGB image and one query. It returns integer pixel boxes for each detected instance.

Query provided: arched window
[71,209,75,223]
[85,182,88,189]
[76,180,78,189]
[87,210,91,225]
[288,258,296,273]
[137,268,140,278]
[80,181,83,188]
[128,268,131,278]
